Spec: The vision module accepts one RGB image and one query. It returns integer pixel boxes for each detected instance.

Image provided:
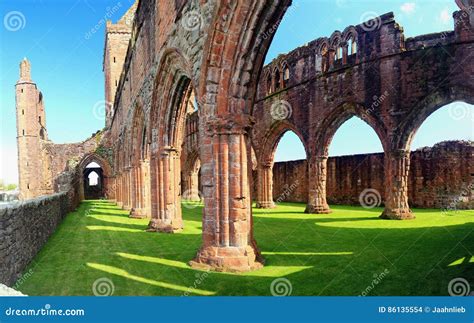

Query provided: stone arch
[192,0,292,272]
[255,121,308,209]
[305,102,387,214]
[314,102,388,157]
[396,91,474,151]
[342,26,358,56]
[273,67,281,91]
[329,31,342,61]
[147,48,195,232]
[128,102,150,218]
[77,153,113,200]
[316,38,330,73]
[131,103,146,163]
[260,121,309,165]
[182,148,201,201]
[378,90,474,220]
[264,69,273,94]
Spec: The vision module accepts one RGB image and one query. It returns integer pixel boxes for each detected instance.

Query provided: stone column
[256,162,275,208]
[142,159,151,217]
[123,167,131,210]
[130,165,146,218]
[116,174,123,207]
[147,148,183,232]
[190,115,263,272]
[341,41,348,65]
[305,155,331,214]
[381,149,414,219]
[182,169,201,201]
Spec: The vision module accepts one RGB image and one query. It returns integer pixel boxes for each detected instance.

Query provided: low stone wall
[0,192,75,286]
[271,141,474,209]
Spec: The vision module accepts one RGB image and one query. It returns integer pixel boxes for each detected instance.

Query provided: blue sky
[0,0,472,184]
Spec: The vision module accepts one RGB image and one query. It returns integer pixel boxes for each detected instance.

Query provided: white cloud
[400,2,416,15]
[439,8,451,25]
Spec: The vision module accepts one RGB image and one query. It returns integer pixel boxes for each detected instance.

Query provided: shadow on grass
[16,200,474,296]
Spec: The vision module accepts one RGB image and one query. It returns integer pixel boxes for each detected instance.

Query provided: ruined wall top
[18,58,31,83]
[259,9,473,99]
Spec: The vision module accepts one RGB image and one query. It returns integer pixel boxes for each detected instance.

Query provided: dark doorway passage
[83,162,104,199]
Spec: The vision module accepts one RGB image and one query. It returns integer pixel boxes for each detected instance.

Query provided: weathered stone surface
[269,141,474,210]
[0,186,79,286]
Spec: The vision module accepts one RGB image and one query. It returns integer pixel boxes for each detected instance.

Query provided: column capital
[387,149,410,158]
[260,159,273,168]
[205,114,255,136]
[309,155,328,162]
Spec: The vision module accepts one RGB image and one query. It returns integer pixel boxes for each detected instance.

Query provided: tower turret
[15,59,48,199]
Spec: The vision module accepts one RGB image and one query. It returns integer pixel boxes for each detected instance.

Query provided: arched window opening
[329,117,383,156]
[411,102,473,149]
[282,67,290,87]
[83,161,105,200]
[348,37,357,56]
[39,128,45,140]
[408,102,473,208]
[326,116,384,206]
[334,46,342,61]
[88,171,99,186]
[86,162,101,168]
[320,45,329,73]
[274,131,307,162]
[257,130,307,208]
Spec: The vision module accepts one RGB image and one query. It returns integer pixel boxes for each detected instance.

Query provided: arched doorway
[83,162,104,199]
[326,117,385,207]
[256,124,308,209]
[309,103,388,214]
[404,101,474,210]
[147,50,197,233]
[78,154,113,201]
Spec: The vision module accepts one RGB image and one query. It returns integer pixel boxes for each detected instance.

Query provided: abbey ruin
[7,0,474,283]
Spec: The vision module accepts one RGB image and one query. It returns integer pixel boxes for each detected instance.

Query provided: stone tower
[15,58,48,200]
[103,1,138,128]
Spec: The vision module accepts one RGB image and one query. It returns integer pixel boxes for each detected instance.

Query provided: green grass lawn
[16,200,474,296]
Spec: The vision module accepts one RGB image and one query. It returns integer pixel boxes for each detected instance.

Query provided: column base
[305,204,332,214]
[256,201,276,209]
[146,218,183,233]
[116,202,123,208]
[129,208,148,219]
[379,208,415,220]
[189,245,264,272]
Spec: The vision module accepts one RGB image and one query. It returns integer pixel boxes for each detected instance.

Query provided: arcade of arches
[15,0,474,272]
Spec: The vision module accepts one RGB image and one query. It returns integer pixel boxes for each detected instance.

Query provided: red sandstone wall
[271,141,473,209]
